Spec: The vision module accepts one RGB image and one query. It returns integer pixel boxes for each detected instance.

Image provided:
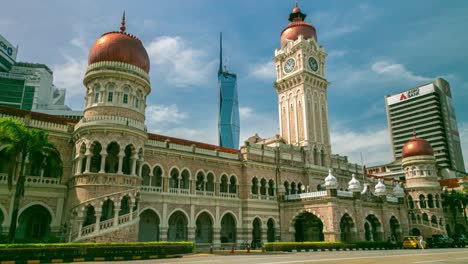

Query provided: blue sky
[1,0,467,168]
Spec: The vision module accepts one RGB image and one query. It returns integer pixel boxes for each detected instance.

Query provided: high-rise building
[385,78,465,173]
[218,33,240,149]
[0,34,82,119]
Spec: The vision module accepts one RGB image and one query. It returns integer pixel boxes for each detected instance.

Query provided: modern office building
[385,78,465,174]
[218,33,240,149]
[0,34,82,119]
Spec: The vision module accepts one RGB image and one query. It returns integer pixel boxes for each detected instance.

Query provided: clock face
[308,57,319,72]
[284,58,296,73]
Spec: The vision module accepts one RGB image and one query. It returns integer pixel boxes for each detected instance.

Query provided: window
[94,91,100,103]
[107,92,113,102]
[123,94,128,104]
[135,98,139,108]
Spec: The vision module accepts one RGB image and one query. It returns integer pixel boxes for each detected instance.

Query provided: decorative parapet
[0,173,63,187]
[71,173,141,187]
[145,140,239,160]
[75,115,146,131]
[0,113,69,133]
[337,190,353,198]
[386,196,399,203]
[85,61,150,84]
[285,190,327,201]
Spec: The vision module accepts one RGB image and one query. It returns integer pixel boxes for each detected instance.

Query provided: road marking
[456,257,468,260]
[413,260,446,263]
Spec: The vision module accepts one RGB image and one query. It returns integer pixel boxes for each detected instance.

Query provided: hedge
[264,241,396,252]
[0,242,194,261]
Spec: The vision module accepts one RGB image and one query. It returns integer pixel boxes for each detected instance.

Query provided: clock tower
[274,3,331,167]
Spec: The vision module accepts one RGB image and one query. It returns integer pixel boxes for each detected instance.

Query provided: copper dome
[280,3,317,46]
[402,130,434,158]
[88,14,150,73]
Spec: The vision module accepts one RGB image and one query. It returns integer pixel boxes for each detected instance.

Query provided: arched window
[141,165,150,186]
[196,171,205,191]
[220,175,228,193]
[120,195,131,215]
[435,194,440,208]
[268,180,275,196]
[229,176,237,194]
[180,169,190,190]
[105,142,119,173]
[284,181,290,195]
[291,182,297,195]
[89,142,102,173]
[206,173,215,192]
[297,183,303,194]
[260,178,267,196]
[107,84,114,102]
[123,87,129,104]
[94,86,100,103]
[419,194,426,208]
[320,149,325,166]
[100,199,114,222]
[313,148,318,165]
[170,168,179,189]
[153,166,163,187]
[427,194,434,208]
[422,213,429,224]
[251,178,259,195]
[408,195,415,209]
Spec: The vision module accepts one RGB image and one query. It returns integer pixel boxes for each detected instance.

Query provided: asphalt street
[83,248,468,264]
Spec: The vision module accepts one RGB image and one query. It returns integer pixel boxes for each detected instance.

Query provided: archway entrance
[195,212,213,244]
[138,209,160,241]
[220,213,236,243]
[267,218,276,242]
[340,214,355,242]
[390,216,402,241]
[252,218,262,249]
[364,215,382,241]
[410,228,421,236]
[16,205,52,240]
[167,211,188,241]
[294,212,324,242]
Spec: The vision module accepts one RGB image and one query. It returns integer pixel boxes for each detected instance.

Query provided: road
[85,248,468,264]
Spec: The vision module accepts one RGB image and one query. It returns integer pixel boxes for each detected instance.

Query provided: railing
[140,186,162,193]
[81,224,95,236]
[337,190,353,198]
[219,192,238,198]
[285,191,327,201]
[75,115,146,131]
[386,196,399,203]
[0,173,62,186]
[118,213,131,225]
[72,173,140,187]
[99,218,114,230]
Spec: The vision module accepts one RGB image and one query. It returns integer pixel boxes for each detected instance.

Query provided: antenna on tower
[219,32,223,74]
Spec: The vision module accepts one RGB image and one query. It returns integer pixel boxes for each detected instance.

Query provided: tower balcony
[75,115,147,132]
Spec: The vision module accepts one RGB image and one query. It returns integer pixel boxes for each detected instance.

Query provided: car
[452,234,466,248]
[427,234,454,248]
[402,236,427,249]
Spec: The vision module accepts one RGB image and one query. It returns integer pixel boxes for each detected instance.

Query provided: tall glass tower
[218,33,240,149]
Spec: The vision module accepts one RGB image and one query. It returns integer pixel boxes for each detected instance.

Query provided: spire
[289,0,306,21]
[120,11,126,32]
[219,32,223,74]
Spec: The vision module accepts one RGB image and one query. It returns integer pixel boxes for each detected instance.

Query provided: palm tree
[442,189,468,234]
[0,117,63,243]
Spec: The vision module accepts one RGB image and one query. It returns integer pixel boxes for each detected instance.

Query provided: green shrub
[0,242,194,261]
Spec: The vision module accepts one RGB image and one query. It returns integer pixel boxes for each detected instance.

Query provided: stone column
[117,151,125,174]
[77,219,83,239]
[75,154,83,175]
[99,152,107,173]
[114,206,121,226]
[131,155,138,176]
[160,227,168,241]
[213,227,221,247]
[84,151,92,173]
[188,225,196,241]
[95,211,102,232]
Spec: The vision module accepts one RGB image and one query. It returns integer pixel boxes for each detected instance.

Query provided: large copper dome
[88,14,150,73]
[402,131,434,158]
[280,3,317,46]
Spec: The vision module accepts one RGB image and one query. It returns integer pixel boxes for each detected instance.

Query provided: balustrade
[285,190,327,201]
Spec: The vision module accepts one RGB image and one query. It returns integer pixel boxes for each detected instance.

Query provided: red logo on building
[399,93,407,101]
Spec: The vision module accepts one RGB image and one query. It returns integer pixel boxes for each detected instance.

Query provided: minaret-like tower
[402,130,446,238]
[68,13,151,242]
[274,3,330,166]
[218,33,240,149]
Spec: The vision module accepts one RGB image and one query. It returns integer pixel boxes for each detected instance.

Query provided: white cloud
[146,36,216,88]
[371,61,433,83]
[146,104,187,126]
[239,106,253,120]
[327,49,347,59]
[249,61,276,81]
[331,127,393,166]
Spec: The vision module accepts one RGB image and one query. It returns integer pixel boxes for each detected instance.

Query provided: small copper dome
[402,130,434,158]
[88,13,150,73]
[280,2,317,46]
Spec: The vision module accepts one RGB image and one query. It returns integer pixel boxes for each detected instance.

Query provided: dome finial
[120,11,126,32]
[295,0,298,8]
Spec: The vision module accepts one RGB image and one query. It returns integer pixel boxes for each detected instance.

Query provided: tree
[442,189,468,234]
[0,117,62,243]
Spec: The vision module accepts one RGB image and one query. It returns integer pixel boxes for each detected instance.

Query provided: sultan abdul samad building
[0,4,461,245]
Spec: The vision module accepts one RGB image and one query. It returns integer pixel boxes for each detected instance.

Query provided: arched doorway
[389,216,402,241]
[410,228,421,236]
[340,214,355,242]
[220,213,236,243]
[252,218,262,249]
[294,212,324,242]
[16,205,52,240]
[138,209,160,241]
[267,218,276,242]
[195,212,213,244]
[364,215,382,241]
[168,211,188,241]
